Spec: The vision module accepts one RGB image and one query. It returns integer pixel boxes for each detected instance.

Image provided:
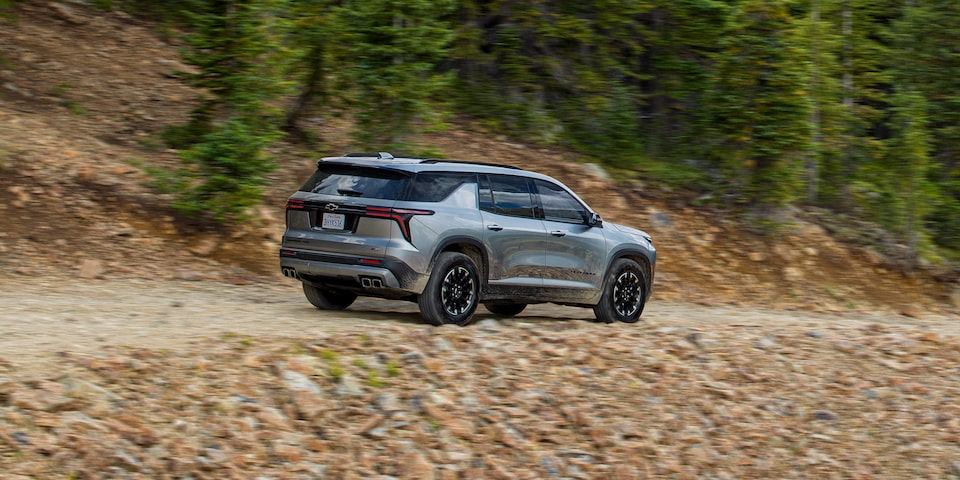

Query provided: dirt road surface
[2,274,955,376]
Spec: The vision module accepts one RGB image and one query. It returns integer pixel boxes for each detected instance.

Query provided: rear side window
[299,165,410,200]
[479,174,536,218]
[407,172,477,202]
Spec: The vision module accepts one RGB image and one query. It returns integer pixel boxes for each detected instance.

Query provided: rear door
[478,174,546,288]
[284,164,410,259]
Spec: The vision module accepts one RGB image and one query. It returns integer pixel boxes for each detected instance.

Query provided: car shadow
[335,298,596,327]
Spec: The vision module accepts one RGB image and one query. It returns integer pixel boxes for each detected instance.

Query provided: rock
[9,389,79,412]
[476,319,502,331]
[399,451,435,479]
[748,252,766,262]
[78,259,104,279]
[173,270,202,281]
[949,288,960,309]
[813,410,837,421]
[188,237,219,257]
[783,266,804,281]
[51,3,86,24]
[899,305,923,318]
[281,370,321,394]
[59,376,122,401]
[581,163,611,182]
[335,374,364,396]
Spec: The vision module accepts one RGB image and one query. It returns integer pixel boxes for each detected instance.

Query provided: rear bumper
[279,249,428,294]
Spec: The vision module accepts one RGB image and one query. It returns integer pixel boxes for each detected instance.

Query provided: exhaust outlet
[372,279,383,288]
[361,278,372,288]
[281,267,300,279]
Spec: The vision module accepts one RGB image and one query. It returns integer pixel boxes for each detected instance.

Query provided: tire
[418,252,480,326]
[593,258,647,324]
[484,303,527,317]
[303,283,357,310]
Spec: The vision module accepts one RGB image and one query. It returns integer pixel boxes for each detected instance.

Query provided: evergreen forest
[12,0,960,264]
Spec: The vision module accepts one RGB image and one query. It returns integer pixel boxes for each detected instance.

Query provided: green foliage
[366,370,384,388]
[171,119,281,222]
[385,359,401,377]
[338,0,456,146]
[74,0,960,256]
[149,0,292,224]
[0,0,16,21]
[700,0,812,207]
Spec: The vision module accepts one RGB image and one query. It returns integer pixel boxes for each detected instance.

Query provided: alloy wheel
[441,265,476,316]
[613,271,642,317]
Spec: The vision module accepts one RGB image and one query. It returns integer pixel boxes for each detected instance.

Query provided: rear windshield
[299,165,411,200]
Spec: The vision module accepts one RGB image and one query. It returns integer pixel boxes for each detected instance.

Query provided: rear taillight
[365,207,434,242]
[286,199,306,210]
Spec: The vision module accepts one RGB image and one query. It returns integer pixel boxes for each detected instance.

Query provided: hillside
[5,4,960,479]
[0,1,957,315]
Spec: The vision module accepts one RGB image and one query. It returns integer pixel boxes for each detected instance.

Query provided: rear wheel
[484,303,527,317]
[593,258,647,323]
[303,283,357,310]
[418,252,480,326]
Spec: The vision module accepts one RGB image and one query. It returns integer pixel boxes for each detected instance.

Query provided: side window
[488,175,536,218]
[407,172,476,202]
[535,179,587,223]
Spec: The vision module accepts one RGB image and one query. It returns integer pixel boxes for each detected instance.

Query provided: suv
[280,152,655,326]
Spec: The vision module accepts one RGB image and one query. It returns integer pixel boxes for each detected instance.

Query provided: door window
[480,175,537,218]
[534,180,587,223]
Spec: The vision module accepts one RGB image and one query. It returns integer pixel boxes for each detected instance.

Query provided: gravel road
[1,274,955,375]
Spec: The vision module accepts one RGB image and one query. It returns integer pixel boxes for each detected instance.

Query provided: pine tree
[885,88,938,263]
[159,0,293,223]
[339,0,456,147]
[889,1,960,252]
[700,0,813,209]
[283,0,347,141]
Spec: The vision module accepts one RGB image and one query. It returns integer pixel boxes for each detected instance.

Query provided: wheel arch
[429,236,488,286]
[605,249,655,298]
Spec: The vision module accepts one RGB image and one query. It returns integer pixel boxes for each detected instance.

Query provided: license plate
[321,212,346,230]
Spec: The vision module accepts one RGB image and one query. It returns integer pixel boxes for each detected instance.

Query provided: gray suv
[280,152,656,326]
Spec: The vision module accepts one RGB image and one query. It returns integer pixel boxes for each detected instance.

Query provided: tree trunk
[840,0,854,211]
[807,0,821,204]
[285,44,326,143]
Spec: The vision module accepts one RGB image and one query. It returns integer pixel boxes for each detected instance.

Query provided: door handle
[550,230,566,237]
[487,224,504,231]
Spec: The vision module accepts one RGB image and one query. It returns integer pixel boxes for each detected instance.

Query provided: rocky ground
[2,2,960,479]
[1,275,960,479]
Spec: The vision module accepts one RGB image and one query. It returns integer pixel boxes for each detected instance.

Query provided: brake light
[286,199,306,210]
[365,207,434,242]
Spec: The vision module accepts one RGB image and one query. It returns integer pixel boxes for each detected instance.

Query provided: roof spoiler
[343,152,394,159]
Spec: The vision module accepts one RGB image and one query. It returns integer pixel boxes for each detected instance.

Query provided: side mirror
[588,213,603,227]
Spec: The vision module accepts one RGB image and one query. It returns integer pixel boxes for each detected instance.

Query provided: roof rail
[343,152,394,159]
[419,159,521,170]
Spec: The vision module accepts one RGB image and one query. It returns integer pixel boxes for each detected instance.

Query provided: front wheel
[593,258,647,324]
[303,283,357,310]
[418,252,480,326]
